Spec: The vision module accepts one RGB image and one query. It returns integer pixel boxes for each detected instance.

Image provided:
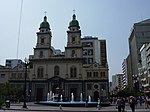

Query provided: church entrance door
[94,91,99,101]
[36,88,43,101]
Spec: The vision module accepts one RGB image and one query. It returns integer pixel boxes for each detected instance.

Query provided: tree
[0,83,24,102]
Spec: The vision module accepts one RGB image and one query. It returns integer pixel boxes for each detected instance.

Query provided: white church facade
[10,14,109,102]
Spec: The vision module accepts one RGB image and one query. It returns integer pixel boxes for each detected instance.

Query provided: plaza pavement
[0,102,150,112]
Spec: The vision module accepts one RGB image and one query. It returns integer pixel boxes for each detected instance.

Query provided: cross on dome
[73,10,76,14]
[44,11,47,16]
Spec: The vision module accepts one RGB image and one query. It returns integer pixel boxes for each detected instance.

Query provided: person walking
[129,96,135,112]
[97,98,101,110]
[139,96,143,106]
[116,97,122,112]
[144,96,149,109]
[121,97,125,112]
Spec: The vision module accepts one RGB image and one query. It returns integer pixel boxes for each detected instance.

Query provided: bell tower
[65,13,82,58]
[34,15,53,59]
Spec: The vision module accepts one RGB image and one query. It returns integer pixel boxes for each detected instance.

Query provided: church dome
[39,16,50,30]
[69,14,80,28]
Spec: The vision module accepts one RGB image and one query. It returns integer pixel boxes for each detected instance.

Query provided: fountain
[60,94,63,102]
[52,93,55,102]
[49,91,52,101]
[38,92,110,107]
[80,93,83,102]
[88,95,91,102]
[47,93,50,101]
[71,93,74,102]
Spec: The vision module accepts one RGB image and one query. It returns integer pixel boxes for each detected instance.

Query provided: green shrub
[0,99,4,108]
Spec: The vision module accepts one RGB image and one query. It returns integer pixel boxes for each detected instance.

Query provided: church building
[28,14,109,102]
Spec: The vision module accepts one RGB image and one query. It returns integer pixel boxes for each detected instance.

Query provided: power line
[16,0,23,59]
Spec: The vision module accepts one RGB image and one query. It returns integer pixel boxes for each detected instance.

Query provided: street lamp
[22,58,29,108]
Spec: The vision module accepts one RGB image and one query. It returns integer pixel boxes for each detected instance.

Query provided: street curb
[1,107,119,112]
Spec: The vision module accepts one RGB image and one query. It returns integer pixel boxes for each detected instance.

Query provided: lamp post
[22,58,28,108]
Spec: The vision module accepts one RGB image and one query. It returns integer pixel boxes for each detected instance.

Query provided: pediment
[48,76,65,81]
[88,62,100,68]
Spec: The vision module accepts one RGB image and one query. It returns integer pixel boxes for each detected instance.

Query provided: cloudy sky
[0,0,150,81]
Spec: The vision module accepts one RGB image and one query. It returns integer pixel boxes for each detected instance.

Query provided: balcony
[143,83,149,88]
[141,78,146,82]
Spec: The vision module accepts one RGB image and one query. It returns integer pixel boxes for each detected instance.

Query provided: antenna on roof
[16,0,23,60]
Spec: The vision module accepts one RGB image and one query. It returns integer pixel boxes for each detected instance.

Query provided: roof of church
[69,14,80,28]
[39,16,50,30]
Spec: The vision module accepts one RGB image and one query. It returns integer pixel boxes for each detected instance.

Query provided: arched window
[39,51,43,58]
[54,66,59,76]
[70,66,77,78]
[71,50,75,57]
[41,38,45,44]
[72,37,75,43]
[37,67,44,78]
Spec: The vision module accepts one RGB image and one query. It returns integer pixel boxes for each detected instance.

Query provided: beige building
[0,62,26,92]
[7,14,109,102]
[0,65,10,84]
[0,59,25,85]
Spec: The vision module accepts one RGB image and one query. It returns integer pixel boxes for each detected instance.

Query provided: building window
[1,74,5,78]
[32,74,36,79]
[83,49,88,55]
[94,84,98,89]
[101,84,106,90]
[84,58,93,64]
[87,72,92,78]
[82,42,93,47]
[37,67,44,78]
[88,58,93,64]
[18,73,22,79]
[39,51,43,58]
[11,73,16,78]
[100,72,105,78]
[41,38,45,44]
[87,84,92,90]
[71,50,76,57]
[54,66,59,76]
[88,49,93,55]
[72,37,75,43]
[83,49,93,56]
[70,66,77,78]
[93,72,98,77]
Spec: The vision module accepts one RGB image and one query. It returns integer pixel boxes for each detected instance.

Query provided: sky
[0,0,150,81]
